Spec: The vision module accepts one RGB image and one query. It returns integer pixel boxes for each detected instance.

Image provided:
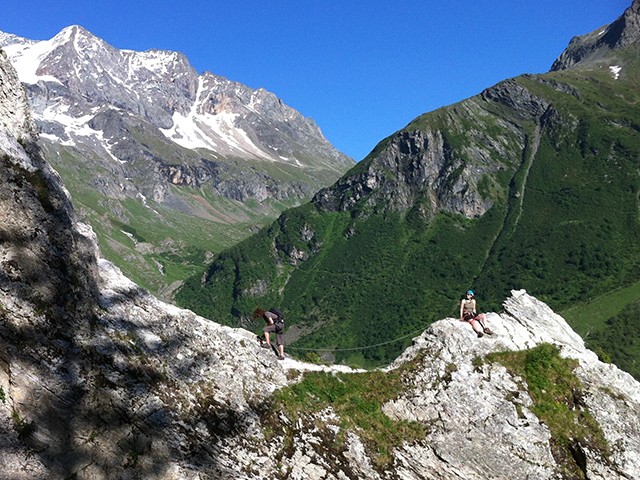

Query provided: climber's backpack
[268,308,284,324]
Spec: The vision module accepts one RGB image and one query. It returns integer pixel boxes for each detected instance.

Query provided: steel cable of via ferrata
[285,324,429,352]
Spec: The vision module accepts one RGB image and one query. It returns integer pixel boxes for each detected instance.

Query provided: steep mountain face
[2,49,640,478]
[0,26,353,296]
[0,25,352,183]
[177,1,640,370]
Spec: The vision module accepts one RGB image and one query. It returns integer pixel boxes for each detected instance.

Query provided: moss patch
[483,343,609,478]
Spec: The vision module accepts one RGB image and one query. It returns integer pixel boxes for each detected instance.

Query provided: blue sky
[1,1,631,161]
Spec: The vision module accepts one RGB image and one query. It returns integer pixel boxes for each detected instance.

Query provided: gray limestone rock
[383,290,640,480]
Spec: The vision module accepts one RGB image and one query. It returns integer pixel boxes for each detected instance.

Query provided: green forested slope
[475,70,640,308]
[177,52,640,371]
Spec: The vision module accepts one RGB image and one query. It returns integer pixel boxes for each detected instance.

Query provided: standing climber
[460,290,493,338]
[254,307,285,360]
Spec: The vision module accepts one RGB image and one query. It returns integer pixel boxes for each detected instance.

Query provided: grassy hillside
[475,70,640,308]
[44,139,338,298]
[562,280,640,380]
[176,60,640,371]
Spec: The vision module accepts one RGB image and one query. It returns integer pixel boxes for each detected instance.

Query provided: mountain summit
[1,25,352,169]
[551,0,640,71]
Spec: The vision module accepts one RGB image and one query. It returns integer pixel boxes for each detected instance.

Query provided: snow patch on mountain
[39,103,104,146]
[161,75,272,159]
[3,40,62,85]
[610,65,622,79]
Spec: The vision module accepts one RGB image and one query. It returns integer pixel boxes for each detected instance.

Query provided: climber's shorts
[264,323,284,345]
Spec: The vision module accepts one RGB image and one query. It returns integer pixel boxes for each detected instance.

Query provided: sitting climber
[460,290,493,338]
[254,307,285,360]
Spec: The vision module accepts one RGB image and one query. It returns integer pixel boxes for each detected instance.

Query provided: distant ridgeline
[176,1,640,370]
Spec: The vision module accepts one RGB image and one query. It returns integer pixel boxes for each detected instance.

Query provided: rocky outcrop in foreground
[384,291,640,480]
[4,252,640,480]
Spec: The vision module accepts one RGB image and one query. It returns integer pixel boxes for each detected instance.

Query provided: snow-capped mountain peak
[0,23,353,237]
[0,25,352,170]
[52,24,99,48]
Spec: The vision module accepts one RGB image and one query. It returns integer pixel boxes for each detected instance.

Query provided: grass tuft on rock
[271,364,424,469]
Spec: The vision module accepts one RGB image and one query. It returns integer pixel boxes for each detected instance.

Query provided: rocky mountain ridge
[0,25,352,177]
[551,0,640,71]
